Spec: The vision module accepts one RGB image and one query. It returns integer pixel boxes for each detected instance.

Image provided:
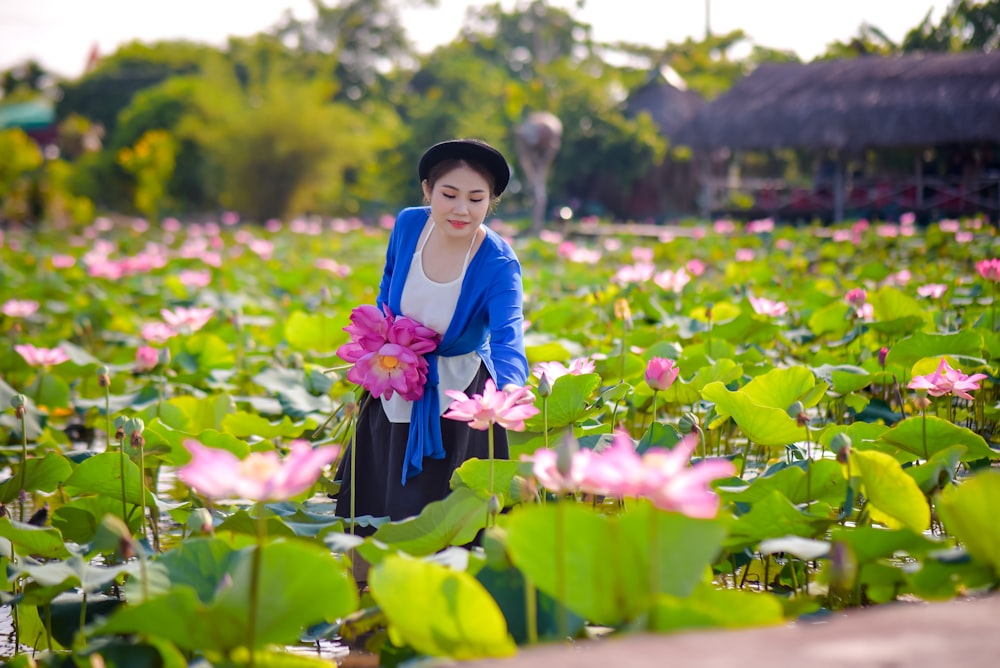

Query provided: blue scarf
[381,207,527,484]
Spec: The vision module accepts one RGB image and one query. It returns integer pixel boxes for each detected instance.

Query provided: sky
[0,0,950,79]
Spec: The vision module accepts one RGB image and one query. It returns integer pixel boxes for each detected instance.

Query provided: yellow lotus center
[238,453,280,482]
[380,355,400,370]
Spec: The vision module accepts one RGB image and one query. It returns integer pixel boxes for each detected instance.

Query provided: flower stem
[248,502,267,668]
[487,426,496,527]
[524,573,539,644]
[119,435,128,529]
[138,441,148,541]
[555,500,568,640]
[651,390,658,424]
[18,410,27,523]
[648,504,660,631]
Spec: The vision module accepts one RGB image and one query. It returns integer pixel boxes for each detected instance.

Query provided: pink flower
[15,344,70,367]
[532,357,595,382]
[845,288,867,308]
[315,258,351,277]
[348,342,429,401]
[337,305,440,401]
[51,254,76,269]
[734,248,755,262]
[178,269,212,288]
[653,268,691,293]
[976,259,1000,282]
[528,430,735,518]
[644,357,679,391]
[613,262,655,285]
[748,295,788,317]
[917,284,948,299]
[685,259,706,276]
[2,299,40,318]
[444,379,540,431]
[161,306,214,333]
[142,322,177,344]
[134,346,159,372]
[631,246,654,263]
[179,439,340,501]
[527,445,597,495]
[908,358,987,401]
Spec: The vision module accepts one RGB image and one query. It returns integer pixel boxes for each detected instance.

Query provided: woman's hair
[423,158,499,204]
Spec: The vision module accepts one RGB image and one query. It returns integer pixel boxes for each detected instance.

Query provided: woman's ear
[421,180,432,203]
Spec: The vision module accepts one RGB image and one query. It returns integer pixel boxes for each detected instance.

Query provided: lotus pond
[0,213,998,667]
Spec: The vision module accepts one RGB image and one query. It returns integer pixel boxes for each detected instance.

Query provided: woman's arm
[487,257,530,389]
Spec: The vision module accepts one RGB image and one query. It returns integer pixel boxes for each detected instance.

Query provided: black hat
[418,139,511,197]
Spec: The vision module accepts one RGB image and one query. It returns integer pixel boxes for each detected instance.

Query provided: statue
[514,111,562,234]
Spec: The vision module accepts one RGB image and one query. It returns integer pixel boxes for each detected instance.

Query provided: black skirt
[333,363,509,531]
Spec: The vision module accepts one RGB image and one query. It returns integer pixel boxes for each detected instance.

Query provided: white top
[382,218,483,423]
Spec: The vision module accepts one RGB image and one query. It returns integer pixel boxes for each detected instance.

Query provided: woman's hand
[502,383,536,406]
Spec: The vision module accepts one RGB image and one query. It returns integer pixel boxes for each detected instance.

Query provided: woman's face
[422,163,491,242]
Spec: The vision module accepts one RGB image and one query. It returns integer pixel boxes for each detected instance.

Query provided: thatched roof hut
[674,51,1000,152]
[624,67,706,136]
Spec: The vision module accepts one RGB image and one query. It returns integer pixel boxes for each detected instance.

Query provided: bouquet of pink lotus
[336,304,440,401]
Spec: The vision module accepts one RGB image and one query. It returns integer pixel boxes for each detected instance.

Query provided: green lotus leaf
[877,415,997,462]
[851,449,930,532]
[370,554,516,660]
[937,471,1000,576]
[702,381,807,447]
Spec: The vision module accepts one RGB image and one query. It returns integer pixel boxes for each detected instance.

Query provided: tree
[902,0,1000,53]
[56,40,219,135]
[179,61,390,221]
[272,0,436,102]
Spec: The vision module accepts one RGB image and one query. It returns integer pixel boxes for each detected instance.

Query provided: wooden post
[833,155,845,223]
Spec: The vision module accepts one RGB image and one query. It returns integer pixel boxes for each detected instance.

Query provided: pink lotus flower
[51,254,76,269]
[734,248,755,262]
[527,430,735,518]
[653,268,691,293]
[908,358,988,401]
[178,269,212,288]
[2,299,39,318]
[977,259,1000,282]
[161,306,214,333]
[845,288,867,308]
[141,322,176,344]
[179,439,340,502]
[444,378,539,431]
[917,284,948,299]
[532,357,595,382]
[347,342,429,401]
[337,305,440,401]
[15,344,70,368]
[134,346,159,372]
[644,357,679,391]
[528,443,598,495]
[685,259,706,276]
[748,295,789,317]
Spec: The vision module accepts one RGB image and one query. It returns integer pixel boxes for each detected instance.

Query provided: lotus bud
[488,494,502,517]
[678,412,700,434]
[187,507,214,535]
[93,514,136,560]
[97,365,111,388]
[827,541,859,598]
[537,372,552,398]
[10,393,26,420]
[878,347,889,368]
[614,298,633,329]
[830,432,852,455]
[157,347,171,367]
[787,400,809,427]
[126,417,145,448]
[913,395,932,411]
[556,431,579,478]
[114,415,127,441]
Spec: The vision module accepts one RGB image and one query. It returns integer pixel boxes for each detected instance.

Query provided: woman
[335,138,532,531]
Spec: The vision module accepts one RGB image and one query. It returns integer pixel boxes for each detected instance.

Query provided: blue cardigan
[378,206,529,483]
